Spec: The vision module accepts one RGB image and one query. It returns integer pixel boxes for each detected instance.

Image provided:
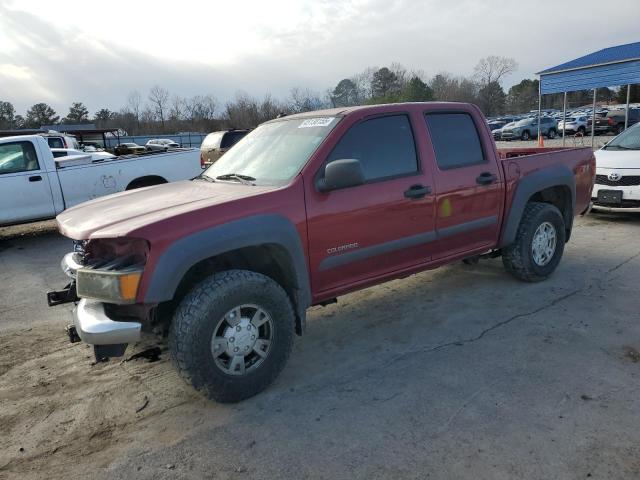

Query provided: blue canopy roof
[539,41,640,74]
[538,41,640,94]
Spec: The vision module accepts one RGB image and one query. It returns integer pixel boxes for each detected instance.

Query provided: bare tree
[351,67,376,103]
[202,94,217,121]
[389,62,408,89]
[289,87,324,113]
[169,95,185,121]
[148,85,170,132]
[474,56,518,86]
[127,90,142,133]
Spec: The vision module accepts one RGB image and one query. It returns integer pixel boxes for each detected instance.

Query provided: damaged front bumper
[73,299,142,360]
[48,251,144,360]
[73,299,141,345]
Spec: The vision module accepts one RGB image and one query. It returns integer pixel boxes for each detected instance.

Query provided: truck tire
[502,202,565,282]
[169,270,295,403]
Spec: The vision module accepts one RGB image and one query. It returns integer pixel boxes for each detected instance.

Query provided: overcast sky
[1,0,639,116]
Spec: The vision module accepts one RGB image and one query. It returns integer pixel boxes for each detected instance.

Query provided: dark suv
[593,109,640,135]
[200,129,250,167]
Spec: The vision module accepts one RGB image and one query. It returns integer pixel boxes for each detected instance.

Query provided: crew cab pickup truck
[0,135,203,226]
[48,102,595,403]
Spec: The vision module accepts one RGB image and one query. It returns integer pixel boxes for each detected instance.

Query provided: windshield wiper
[215,173,256,185]
[605,145,639,150]
[193,174,215,182]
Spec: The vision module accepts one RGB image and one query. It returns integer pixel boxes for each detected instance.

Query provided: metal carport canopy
[536,41,640,147]
[537,41,640,94]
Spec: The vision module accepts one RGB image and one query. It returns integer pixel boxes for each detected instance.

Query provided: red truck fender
[143,214,311,333]
[499,164,575,248]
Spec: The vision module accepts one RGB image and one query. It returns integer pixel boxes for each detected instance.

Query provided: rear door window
[425,113,485,170]
[47,137,64,149]
[221,131,248,149]
[202,132,223,149]
[327,114,418,182]
[0,141,40,174]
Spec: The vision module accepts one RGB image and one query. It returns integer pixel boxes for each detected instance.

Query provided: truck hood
[595,148,640,170]
[57,179,277,240]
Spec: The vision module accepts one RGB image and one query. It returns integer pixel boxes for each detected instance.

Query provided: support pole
[591,88,596,148]
[625,84,631,130]
[562,92,567,147]
[537,81,542,141]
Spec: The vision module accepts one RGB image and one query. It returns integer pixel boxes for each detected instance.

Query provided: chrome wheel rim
[531,221,557,266]
[210,304,273,376]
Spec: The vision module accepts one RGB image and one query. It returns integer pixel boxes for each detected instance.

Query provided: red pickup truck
[48,102,595,402]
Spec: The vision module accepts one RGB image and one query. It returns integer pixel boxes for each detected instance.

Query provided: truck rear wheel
[502,202,565,282]
[169,270,295,402]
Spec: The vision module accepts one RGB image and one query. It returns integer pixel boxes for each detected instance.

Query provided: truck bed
[54,148,197,169]
[498,146,596,217]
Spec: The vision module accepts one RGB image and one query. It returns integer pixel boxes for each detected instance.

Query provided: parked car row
[110,128,252,164]
[112,139,182,155]
[489,106,640,141]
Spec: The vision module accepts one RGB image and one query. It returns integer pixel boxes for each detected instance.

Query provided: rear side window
[327,115,418,181]
[0,141,39,174]
[202,132,223,149]
[221,131,248,149]
[47,137,64,149]
[425,113,485,170]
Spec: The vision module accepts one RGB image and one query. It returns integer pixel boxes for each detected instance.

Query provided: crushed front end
[47,238,154,361]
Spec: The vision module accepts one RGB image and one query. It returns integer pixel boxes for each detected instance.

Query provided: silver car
[500,117,557,141]
[146,139,180,151]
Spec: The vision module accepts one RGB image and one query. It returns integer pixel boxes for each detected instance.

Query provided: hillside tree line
[1,55,637,134]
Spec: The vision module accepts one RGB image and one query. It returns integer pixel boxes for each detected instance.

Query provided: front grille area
[593,199,640,208]
[595,174,640,186]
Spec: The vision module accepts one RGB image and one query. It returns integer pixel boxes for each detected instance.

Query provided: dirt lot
[1,213,640,480]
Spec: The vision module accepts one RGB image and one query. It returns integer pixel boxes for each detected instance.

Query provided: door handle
[404,184,431,199]
[29,175,42,182]
[476,172,497,185]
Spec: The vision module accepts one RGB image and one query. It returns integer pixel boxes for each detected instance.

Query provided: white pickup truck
[0,135,204,226]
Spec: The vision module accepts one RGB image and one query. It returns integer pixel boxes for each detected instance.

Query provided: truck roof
[272,102,474,122]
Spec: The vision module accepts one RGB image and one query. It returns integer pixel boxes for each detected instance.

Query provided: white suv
[592,123,640,212]
[557,116,588,136]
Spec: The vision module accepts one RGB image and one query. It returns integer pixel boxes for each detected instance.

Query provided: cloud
[0,0,639,117]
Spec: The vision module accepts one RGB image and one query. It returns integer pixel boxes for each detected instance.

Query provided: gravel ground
[496,134,615,150]
[1,213,640,480]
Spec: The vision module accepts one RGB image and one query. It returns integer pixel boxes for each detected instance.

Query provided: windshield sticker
[298,117,334,128]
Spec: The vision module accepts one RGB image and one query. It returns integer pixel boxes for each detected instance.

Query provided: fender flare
[499,164,575,248]
[143,214,311,316]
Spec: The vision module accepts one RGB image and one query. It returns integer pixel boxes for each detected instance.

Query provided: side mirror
[317,159,365,193]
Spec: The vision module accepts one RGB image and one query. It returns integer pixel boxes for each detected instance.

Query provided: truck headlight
[76,268,143,304]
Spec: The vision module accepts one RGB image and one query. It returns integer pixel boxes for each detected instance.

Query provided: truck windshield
[202,117,338,184]
[605,123,640,150]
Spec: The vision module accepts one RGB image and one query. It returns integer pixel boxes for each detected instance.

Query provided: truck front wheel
[502,202,565,282]
[169,270,295,402]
